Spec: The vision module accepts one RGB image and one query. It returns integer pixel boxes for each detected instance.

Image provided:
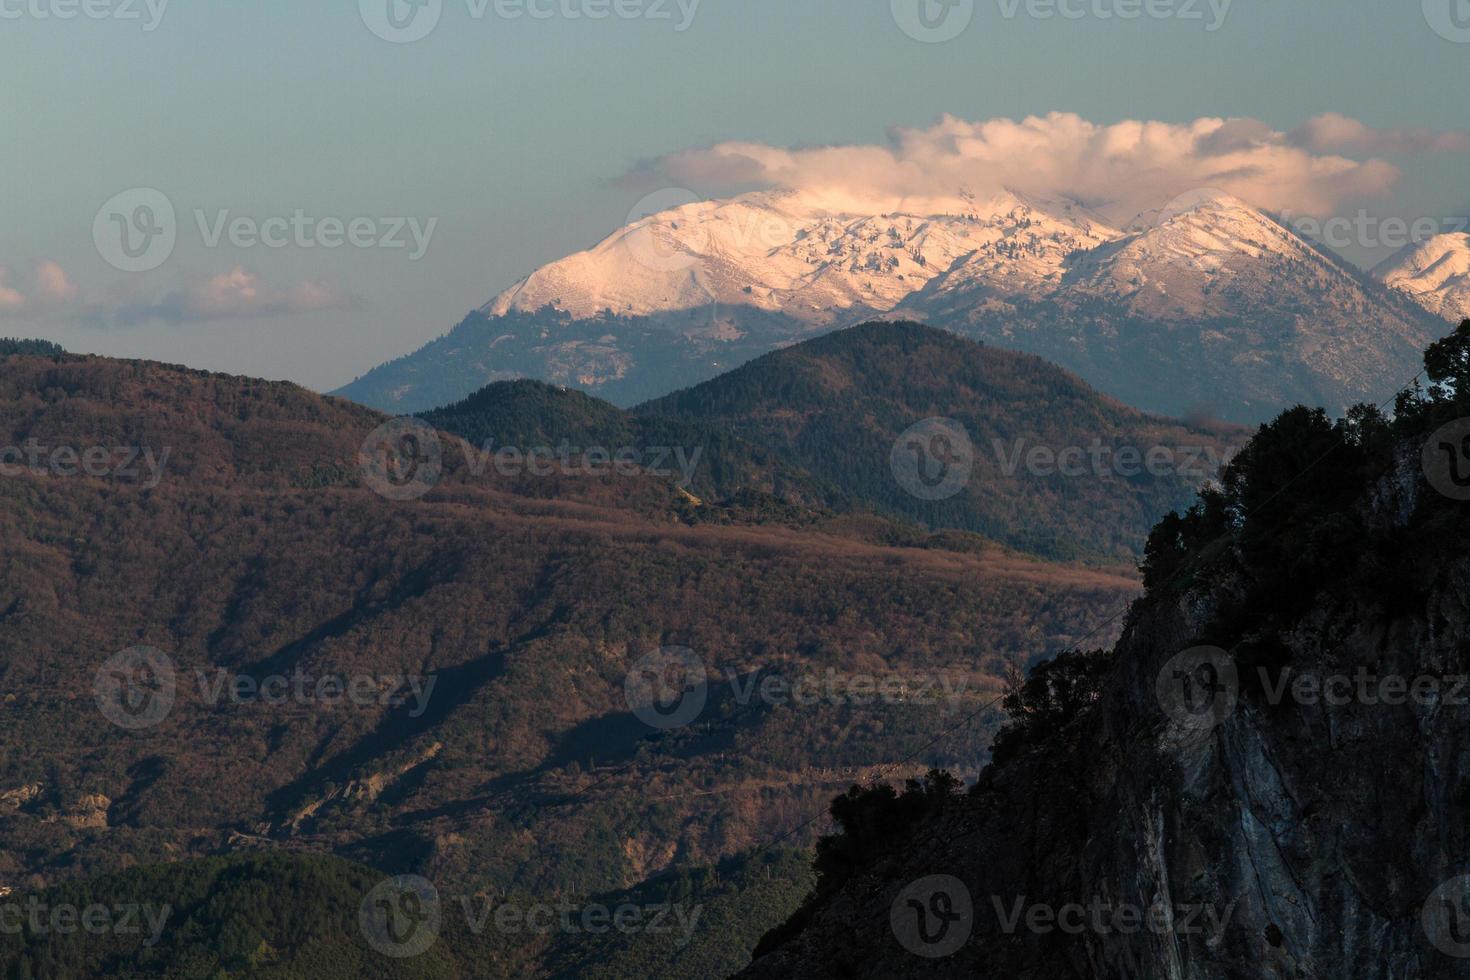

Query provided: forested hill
[0,338,65,359]
[637,320,1247,560]
[422,378,845,516]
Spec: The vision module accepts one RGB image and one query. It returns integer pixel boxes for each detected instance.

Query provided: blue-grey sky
[2,0,1466,390]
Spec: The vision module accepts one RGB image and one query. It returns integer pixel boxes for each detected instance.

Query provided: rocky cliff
[740,322,1470,978]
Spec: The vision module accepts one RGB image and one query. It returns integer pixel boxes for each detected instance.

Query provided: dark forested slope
[640,321,1245,560]
[741,321,1470,979]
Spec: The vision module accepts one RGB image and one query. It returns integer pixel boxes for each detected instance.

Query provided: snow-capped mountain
[1374,233,1470,322]
[336,189,1450,422]
[904,191,1446,419]
[482,189,1116,333]
[1066,192,1355,315]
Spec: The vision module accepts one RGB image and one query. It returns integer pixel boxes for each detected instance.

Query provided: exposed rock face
[740,415,1470,977]
[284,742,444,830]
[1075,569,1470,978]
[0,785,42,814]
[57,794,112,830]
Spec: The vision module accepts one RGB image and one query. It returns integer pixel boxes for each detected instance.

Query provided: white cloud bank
[0,263,355,325]
[120,266,354,324]
[630,112,1470,222]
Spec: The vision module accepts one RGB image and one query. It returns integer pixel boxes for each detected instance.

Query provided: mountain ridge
[1375,232,1470,322]
[418,321,1246,561]
[335,190,1447,423]
[634,320,1245,560]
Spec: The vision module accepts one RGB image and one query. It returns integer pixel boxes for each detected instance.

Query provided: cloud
[1288,113,1470,156]
[629,112,1469,222]
[0,270,26,314]
[107,267,357,325]
[0,260,80,316]
[34,261,79,303]
[1,263,351,326]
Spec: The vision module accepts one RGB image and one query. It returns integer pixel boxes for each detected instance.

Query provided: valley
[0,341,1141,977]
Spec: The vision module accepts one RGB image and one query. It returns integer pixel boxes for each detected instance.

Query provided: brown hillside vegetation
[0,352,1136,973]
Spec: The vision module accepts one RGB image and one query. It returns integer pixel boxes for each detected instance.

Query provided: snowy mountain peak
[480,187,1346,332]
[1121,190,1310,261]
[1374,232,1470,322]
[1052,191,1333,319]
[482,188,1119,331]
